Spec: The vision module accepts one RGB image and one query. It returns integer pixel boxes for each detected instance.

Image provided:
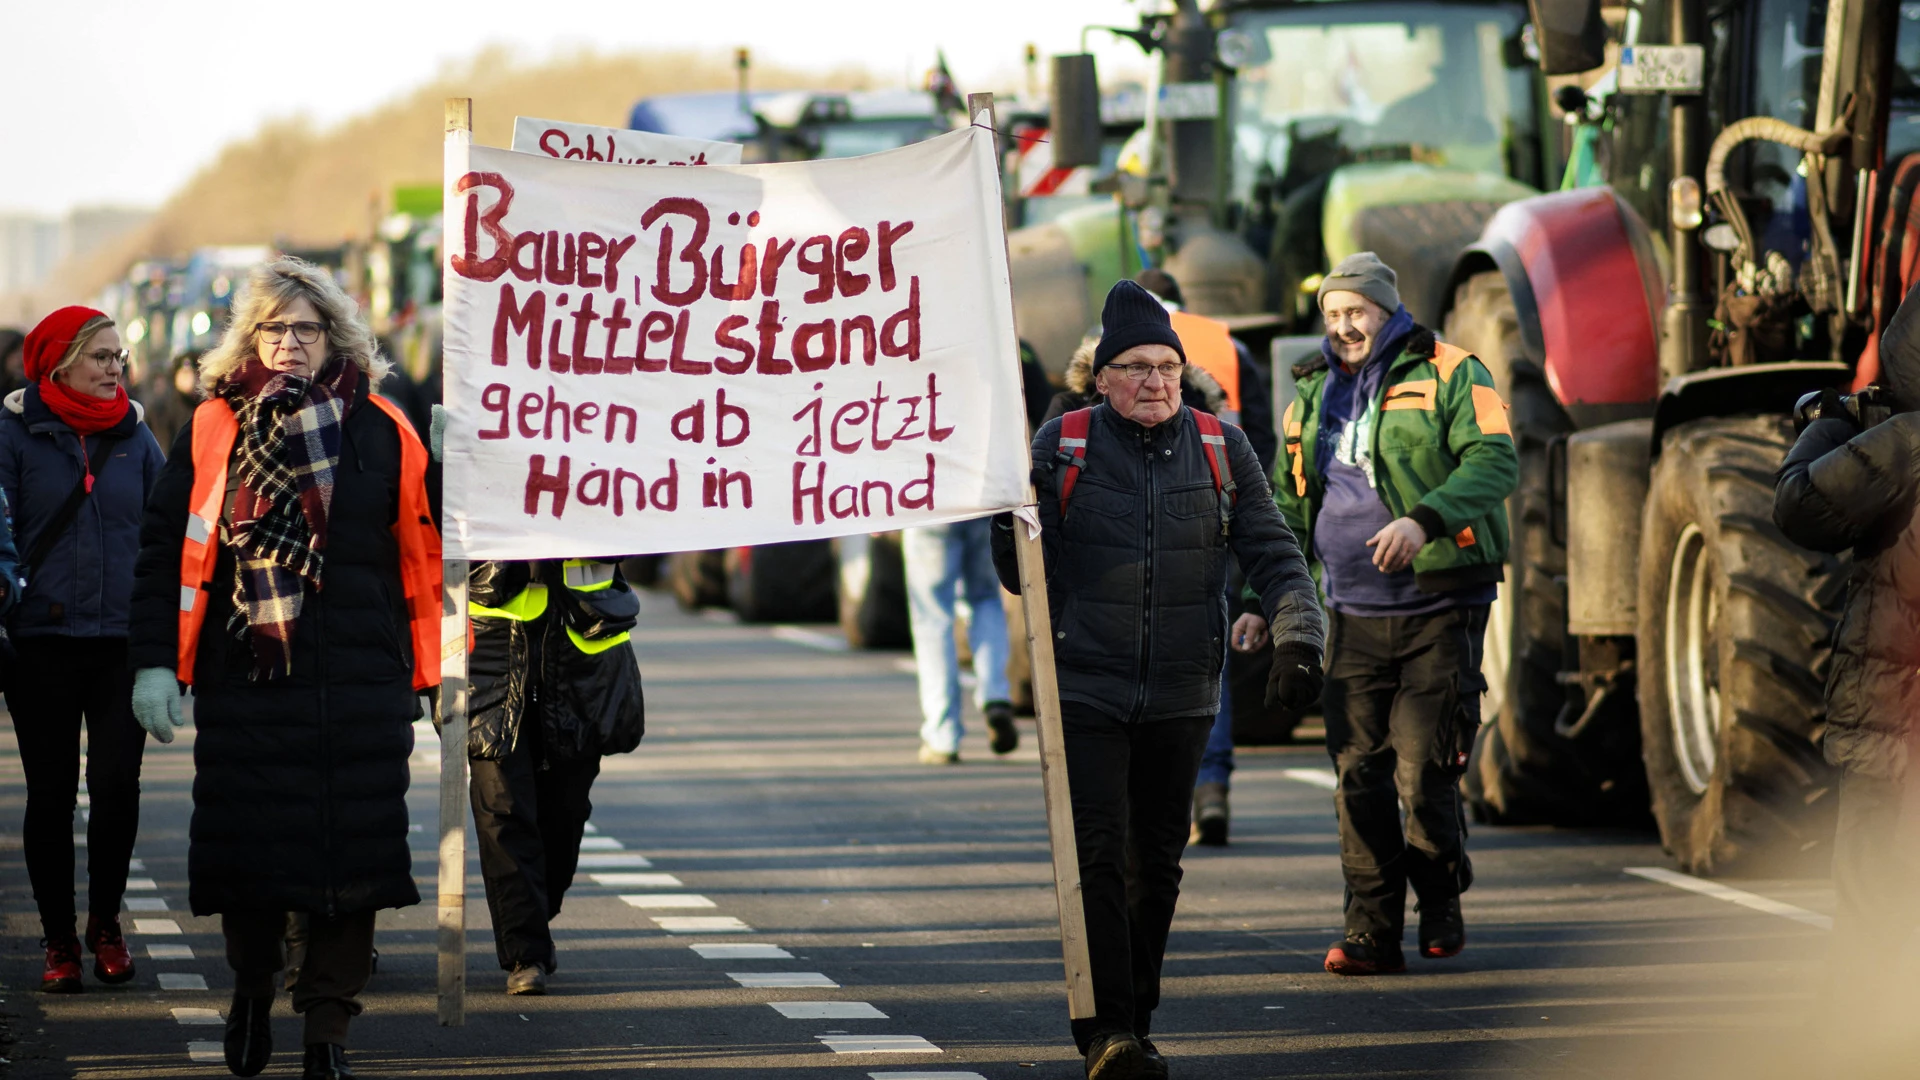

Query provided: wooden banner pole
[436,95,473,1028]
[968,92,1097,1020]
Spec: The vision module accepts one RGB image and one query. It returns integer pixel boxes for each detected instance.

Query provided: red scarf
[37,378,130,436]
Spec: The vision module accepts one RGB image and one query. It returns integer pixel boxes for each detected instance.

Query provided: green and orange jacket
[1274,326,1519,594]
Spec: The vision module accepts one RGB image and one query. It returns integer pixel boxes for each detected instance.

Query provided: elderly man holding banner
[995,280,1326,1079]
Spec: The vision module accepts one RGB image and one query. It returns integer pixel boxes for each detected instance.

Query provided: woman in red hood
[0,305,165,995]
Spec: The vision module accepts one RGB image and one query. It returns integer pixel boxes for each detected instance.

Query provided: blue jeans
[1197,654,1236,787]
[903,518,1012,753]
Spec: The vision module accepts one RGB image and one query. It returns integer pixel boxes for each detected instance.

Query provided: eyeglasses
[1110,361,1185,382]
[256,320,327,345]
[81,348,129,369]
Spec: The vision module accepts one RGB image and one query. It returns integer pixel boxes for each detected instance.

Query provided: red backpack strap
[1054,408,1093,519]
[1192,410,1236,535]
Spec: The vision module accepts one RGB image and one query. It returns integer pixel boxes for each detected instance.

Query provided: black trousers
[8,635,146,941]
[225,909,375,1046]
[470,723,601,972]
[1061,702,1212,1052]
[1322,604,1487,939]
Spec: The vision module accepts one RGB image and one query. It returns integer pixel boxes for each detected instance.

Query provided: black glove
[1266,641,1325,712]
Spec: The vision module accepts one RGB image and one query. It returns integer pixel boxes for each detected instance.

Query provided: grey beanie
[1317,251,1401,315]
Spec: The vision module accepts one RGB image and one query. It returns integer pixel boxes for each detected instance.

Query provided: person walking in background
[464,557,646,994]
[128,257,440,1080]
[905,520,1017,764]
[995,280,1325,1078]
[1272,253,1517,975]
[0,306,163,993]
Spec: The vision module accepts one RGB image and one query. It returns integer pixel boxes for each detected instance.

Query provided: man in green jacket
[1272,252,1518,974]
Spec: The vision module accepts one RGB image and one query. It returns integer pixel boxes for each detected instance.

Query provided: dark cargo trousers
[1323,604,1488,940]
[225,909,375,1046]
[470,723,601,973]
[1061,703,1213,1053]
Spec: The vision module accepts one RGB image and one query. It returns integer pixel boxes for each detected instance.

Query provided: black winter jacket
[467,559,645,762]
[993,404,1325,721]
[129,379,423,916]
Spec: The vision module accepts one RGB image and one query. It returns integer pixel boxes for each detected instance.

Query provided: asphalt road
[0,596,1900,1079]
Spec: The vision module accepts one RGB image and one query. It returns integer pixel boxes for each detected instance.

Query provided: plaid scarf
[220,358,359,680]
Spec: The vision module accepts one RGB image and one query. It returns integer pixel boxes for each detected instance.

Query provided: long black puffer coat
[1774,290,1920,781]
[129,377,423,916]
[992,403,1325,721]
[467,559,645,762]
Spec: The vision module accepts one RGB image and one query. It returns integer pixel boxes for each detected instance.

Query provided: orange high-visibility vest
[1169,310,1240,412]
[176,394,442,690]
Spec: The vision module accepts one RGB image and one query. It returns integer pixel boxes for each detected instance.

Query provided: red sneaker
[41,936,82,993]
[85,916,136,984]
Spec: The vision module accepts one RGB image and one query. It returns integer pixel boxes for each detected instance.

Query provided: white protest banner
[509,115,743,166]
[440,127,1029,560]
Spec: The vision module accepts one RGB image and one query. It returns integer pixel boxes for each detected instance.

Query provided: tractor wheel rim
[1664,523,1720,795]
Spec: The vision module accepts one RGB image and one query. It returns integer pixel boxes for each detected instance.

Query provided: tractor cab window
[1888,3,1920,161]
[1224,1,1543,213]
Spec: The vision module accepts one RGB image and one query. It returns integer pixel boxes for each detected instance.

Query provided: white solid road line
[576,852,653,869]
[772,1001,888,1019]
[729,972,838,988]
[134,918,181,935]
[589,872,682,887]
[771,625,851,652]
[148,944,194,960]
[1624,866,1834,930]
[187,1040,223,1063]
[653,916,754,933]
[819,1035,942,1054]
[157,973,209,991]
[620,894,717,909]
[577,836,625,851]
[692,943,792,959]
[1282,767,1338,790]
[171,1008,223,1025]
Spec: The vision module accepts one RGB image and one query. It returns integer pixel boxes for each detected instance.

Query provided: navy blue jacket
[0,387,164,640]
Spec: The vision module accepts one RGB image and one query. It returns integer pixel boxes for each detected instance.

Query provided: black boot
[985,700,1019,755]
[224,995,272,1077]
[302,1043,356,1080]
[1192,782,1229,846]
[1418,896,1465,958]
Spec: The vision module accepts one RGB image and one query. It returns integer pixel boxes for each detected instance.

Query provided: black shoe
[1418,896,1465,958]
[506,963,547,995]
[1324,933,1406,976]
[302,1043,356,1080]
[1192,782,1229,846]
[224,995,272,1077]
[985,700,1019,755]
[1084,1030,1148,1079]
[1138,1037,1170,1078]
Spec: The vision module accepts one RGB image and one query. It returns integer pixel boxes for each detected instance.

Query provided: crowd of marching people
[6,244,1909,1080]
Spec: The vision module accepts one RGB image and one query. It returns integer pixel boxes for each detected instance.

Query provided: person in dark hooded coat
[1774,284,1920,1003]
[128,257,439,1080]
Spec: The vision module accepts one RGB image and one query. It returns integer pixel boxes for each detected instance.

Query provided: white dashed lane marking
[576,853,652,869]
[134,918,181,935]
[1625,866,1834,929]
[125,877,158,891]
[653,916,753,933]
[128,859,144,871]
[157,973,208,991]
[773,1001,887,1019]
[577,836,625,851]
[692,944,791,959]
[620,894,716,909]
[589,872,681,887]
[1282,767,1338,790]
[148,944,194,960]
[820,1035,942,1054]
[187,1041,223,1063]
[869,1073,987,1080]
[770,625,850,652]
[729,972,838,988]
[171,1008,222,1025]
[126,897,169,911]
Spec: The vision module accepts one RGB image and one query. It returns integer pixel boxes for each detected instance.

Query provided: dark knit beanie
[1093,279,1186,374]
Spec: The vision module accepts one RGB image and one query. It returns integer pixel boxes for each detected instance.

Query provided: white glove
[132,667,185,743]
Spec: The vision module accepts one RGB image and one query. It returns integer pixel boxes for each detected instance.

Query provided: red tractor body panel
[1481,189,1663,407]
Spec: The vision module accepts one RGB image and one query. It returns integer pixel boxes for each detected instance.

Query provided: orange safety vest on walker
[1169,310,1240,413]
[174,395,443,691]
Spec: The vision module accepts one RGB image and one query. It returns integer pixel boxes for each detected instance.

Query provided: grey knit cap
[1317,251,1401,315]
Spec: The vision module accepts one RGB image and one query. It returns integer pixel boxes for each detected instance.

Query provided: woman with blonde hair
[1,305,163,994]
[129,257,439,1080]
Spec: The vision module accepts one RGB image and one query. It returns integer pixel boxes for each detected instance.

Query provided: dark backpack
[1053,408,1237,534]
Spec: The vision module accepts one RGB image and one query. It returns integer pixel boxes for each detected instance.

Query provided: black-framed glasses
[256,320,327,345]
[81,348,129,368]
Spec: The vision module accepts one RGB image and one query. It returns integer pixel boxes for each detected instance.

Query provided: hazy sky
[3,0,1158,218]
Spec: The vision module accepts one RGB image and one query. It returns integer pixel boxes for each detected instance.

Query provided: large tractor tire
[1635,417,1841,873]
[1446,272,1646,824]
[667,550,727,611]
[833,533,911,649]
[725,541,837,624]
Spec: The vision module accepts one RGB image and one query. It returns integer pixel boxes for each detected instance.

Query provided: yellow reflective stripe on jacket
[471,583,549,621]
[561,560,616,592]
[567,625,631,654]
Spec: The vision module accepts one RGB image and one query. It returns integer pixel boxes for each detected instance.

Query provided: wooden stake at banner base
[437,95,473,1029]
[968,92,1098,1021]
